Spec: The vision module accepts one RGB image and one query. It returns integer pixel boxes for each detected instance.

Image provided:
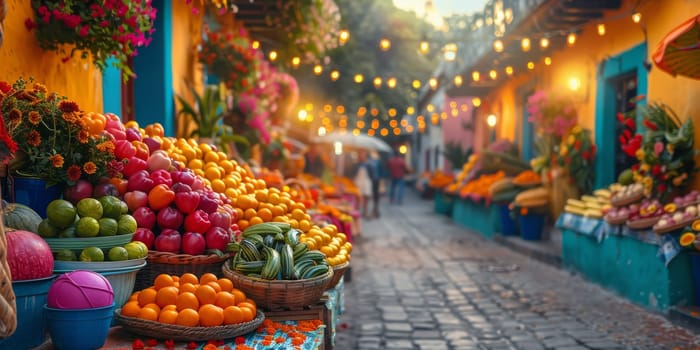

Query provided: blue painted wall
[101,58,122,116]
[132,0,174,136]
[594,43,648,189]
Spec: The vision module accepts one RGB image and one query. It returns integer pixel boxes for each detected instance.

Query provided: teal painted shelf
[433,191,454,216]
[451,198,500,239]
[561,228,693,311]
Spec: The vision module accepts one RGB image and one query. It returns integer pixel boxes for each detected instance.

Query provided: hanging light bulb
[443,43,457,61]
[313,64,323,75]
[567,33,577,46]
[454,75,463,87]
[493,39,504,52]
[412,80,421,89]
[336,105,345,114]
[540,37,549,49]
[367,129,375,136]
[380,128,389,136]
[472,97,481,107]
[291,56,301,68]
[371,108,379,116]
[472,71,480,82]
[544,57,552,66]
[521,37,531,52]
[339,29,350,44]
[393,128,401,136]
[406,106,415,115]
[489,70,497,80]
[597,23,606,36]
[357,120,365,128]
[379,38,391,51]
[330,70,340,81]
[252,41,260,49]
[373,77,382,88]
[268,50,278,61]
[354,74,364,83]
[387,77,397,89]
[429,78,438,89]
[297,110,308,121]
[323,104,332,113]
[388,108,397,117]
[419,40,429,54]
[527,61,535,70]
[390,120,398,128]
[427,104,435,112]
[505,66,514,76]
[632,12,642,23]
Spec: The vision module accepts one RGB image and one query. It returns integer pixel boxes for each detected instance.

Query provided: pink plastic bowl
[47,270,114,309]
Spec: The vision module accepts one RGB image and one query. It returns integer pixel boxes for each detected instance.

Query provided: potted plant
[0,78,116,211]
[176,84,226,143]
[26,0,156,80]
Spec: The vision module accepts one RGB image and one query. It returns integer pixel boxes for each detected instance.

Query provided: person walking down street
[368,151,383,218]
[353,151,374,219]
[303,143,326,178]
[387,152,410,205]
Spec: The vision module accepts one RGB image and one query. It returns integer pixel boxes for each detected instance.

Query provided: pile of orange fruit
[120,273,257,327]
[428,170,454,189]
[458,171,506,198]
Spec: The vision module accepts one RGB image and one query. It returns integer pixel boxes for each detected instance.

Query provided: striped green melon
[2,200,42,233]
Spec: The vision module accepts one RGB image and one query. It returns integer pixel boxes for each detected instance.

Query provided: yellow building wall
[0,0,103,113]
[484,0,700,159]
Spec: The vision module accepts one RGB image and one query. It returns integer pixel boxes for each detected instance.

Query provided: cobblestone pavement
[333,192,700,350]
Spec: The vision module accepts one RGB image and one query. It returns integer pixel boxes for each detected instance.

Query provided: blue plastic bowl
[44,303,114,350]
[0,275,55,349]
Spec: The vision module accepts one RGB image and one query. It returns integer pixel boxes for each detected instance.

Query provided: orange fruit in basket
[121,301,141,317]
[180,273,199,285]
[237,219,250,231]
[214,291,236,308]
[231,289,246,305]
[156,286,179,308]
[199,304,224,327]
[137,288,157,307]
[195,284,217,305]
[158,309,179,324]
[257,208,273,222]
[199,273,218,285]
[176,292,200,311]
[162,305,177,312]
[142,303,161,315]
[206,281,222,293]
[175,308,200,327]
[128,291,140,302]
[223,306,244,325]
[238,301,256,315]
[153,274,174,290]
[217,278,233,292]
[249,216,264,226]
[137,307,159,321]
[238,305,255,322]
[179,282,197,295]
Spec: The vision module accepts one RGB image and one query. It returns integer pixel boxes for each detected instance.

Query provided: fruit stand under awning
[653,14,700,80]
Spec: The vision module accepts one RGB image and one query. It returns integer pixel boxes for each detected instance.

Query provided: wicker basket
[0,186,17,338]
[326,262,349,290]
[134,251,229,291]
[627,216,661,230]
[114,309,264,341]
[222,262,332,311]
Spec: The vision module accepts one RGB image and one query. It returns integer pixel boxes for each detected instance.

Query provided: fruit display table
[451,198,500,239]
[557,213,694,311]
[433,191,454,216]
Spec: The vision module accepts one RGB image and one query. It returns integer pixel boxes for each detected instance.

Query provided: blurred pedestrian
[387,151,410,205]
[303,143,325,178]
[368,151,382,218]
[353,150,373,219]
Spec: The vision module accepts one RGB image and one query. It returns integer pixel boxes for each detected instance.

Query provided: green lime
[124,241,148,259]
[77,198,103,219]
[99,196,123,219]
[79,247,104,262]
[107,246,129,261]
[59,226,76,238]
[98,218,119,236]
[75,217,100,237]
[46,199,77,229]
[55,249,77,261]
[117,214,137,235]
[37,218,59,238]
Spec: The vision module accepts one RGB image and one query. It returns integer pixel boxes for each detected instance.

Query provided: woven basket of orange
[115,272,264,341]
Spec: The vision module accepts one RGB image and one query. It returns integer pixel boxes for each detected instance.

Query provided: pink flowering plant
[26,0,157,80]
[199,27,260,93]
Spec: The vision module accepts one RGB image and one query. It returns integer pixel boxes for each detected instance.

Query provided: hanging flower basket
[26,0,157,80]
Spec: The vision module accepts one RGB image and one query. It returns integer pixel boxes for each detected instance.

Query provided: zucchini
[280,244,295,280]
[261,246,281,280]
[240,239,262,261]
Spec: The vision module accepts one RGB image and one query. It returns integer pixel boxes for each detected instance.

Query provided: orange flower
[83,162,97,175]
[32,83,47,93]
[7,108,22,126]
[67,165,81,181]
[78,129,90,143]
[27,130,41,147]
[28,111,41,125]
[96,140,115,153]
[58,100,79,113]
[49,154,64,168]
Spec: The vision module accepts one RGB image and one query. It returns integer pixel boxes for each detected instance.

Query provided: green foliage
[442,142,472,170]
[176,84,226,140]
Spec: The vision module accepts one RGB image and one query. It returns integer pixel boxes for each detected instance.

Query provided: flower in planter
[0,78,116,186]
[554,127,596,194]
[26,0,156,80]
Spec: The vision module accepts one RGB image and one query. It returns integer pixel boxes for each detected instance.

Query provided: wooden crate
[263,296,332,350]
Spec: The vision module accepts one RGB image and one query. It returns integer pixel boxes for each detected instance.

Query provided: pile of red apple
[103,122,239,255]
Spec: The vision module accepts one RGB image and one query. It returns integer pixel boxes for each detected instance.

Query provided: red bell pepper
[150,169,173,188]
[157,206,184,230]
[184,210,211,234]
[127,170,155,193]
[154,228,181,253]
[123,157,148,178]
[114,140,136,160]
[175,191,200,214]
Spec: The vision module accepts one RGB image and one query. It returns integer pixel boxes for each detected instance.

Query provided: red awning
[652,14,700,79]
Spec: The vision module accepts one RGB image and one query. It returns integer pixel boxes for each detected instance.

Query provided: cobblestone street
[334,192,700,350]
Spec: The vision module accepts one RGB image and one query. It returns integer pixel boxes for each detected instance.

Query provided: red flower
[145,339,158,346]
[643,119,658,131]
[164,340,175,350]
[79,25,90,37]
[582,151,590,160]
[132,339,145,350]
[186,342,198,349]
[624,118,635,130]
[0,81,12,94]
[657,183,667,194]
[24,18,37,31]
[62,14,82,29]
[652,165,661,176]
[235,336,245,344]
[67,165,81,181]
